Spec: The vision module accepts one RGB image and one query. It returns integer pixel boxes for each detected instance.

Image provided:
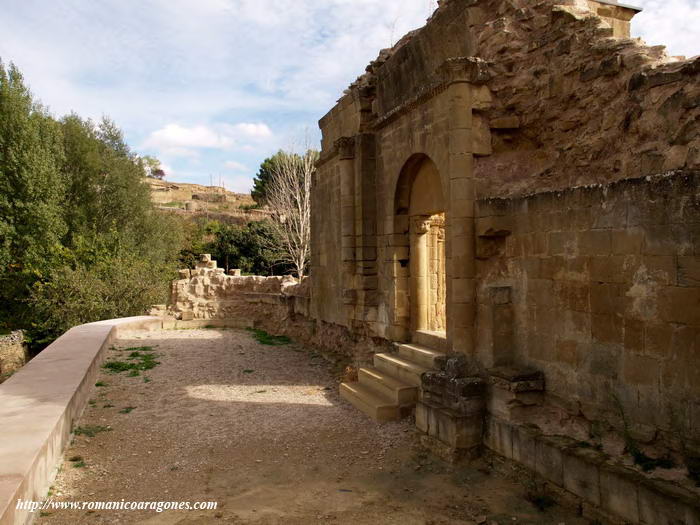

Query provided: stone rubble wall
[167,255,391,363]
[470,0,700,198]
[0,330,27,382]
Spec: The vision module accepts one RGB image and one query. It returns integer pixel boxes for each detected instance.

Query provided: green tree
[0,60,186,345]
[207,221,288,275]
[251,151,292,205]
[59,115,154,243]
[0,60,66,331]
[0,60,66,273]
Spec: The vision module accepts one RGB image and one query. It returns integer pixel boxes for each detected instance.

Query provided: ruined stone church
[168,0,699,522]
[311,0,700,520]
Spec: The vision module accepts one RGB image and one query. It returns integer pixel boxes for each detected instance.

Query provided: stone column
[411,216,432,333]
[335,136,357,322]
[439,57,490,355]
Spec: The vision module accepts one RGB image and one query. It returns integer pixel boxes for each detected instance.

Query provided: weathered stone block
[562,447,603,506]
[638,481,700,525]
[485,417,513,458]
[512,425,538,470]
[534,435,565,486]
[490,116,520,129]
[599,465,640,524]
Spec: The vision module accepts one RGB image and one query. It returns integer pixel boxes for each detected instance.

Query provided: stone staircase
[340,330,447,422]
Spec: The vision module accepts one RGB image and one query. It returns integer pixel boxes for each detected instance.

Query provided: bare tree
[265,147,319,278]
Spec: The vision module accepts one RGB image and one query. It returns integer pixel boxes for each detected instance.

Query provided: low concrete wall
[0,316,162,525]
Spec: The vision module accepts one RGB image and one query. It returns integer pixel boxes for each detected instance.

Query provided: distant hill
[146,178,271,224]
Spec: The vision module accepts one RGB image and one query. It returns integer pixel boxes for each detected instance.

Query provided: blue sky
[1,0,698,192]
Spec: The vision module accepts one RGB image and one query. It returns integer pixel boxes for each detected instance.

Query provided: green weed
[73,425,111,437]
[246,327,291,346]
[102,347,159,374]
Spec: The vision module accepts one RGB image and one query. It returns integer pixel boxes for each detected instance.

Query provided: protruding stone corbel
[439,57,491,85]
[334,136,356,160]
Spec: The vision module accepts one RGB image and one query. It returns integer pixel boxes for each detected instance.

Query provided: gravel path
[39,328,589,524]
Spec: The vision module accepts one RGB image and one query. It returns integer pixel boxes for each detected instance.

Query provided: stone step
[413,330,448,352]
[397,342,447,369]
[339,382,400,422]
[358,366,418,405]
[374,353,428,387]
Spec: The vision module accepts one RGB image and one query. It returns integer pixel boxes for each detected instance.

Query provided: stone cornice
[371,56,490,131]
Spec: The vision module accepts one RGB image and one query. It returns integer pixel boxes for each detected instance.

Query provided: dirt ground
[39,328,592,525]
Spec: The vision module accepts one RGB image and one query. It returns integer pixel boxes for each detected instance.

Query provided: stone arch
[391,154,447,340]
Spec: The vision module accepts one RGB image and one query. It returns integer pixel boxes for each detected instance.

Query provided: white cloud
[142,122,273,157]
[231,123,272,139]
[633,0,700,59]
[1,0,696,190]
[224,160,248,172]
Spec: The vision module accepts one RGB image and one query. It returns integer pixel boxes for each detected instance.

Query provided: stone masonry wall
[168,256,390,364]
[476,171,700,446]
[0,331,27,383]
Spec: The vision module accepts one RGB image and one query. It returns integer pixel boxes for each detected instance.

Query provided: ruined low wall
[0,331,27,383]
[168,257,391,364]
[476,170,700,449]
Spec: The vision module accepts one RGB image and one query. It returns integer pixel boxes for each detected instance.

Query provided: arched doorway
[393,155,446,339]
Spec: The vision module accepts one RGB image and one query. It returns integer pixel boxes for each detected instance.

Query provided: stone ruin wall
[466,0,699,197]
[477,171,700,450]
[167,255,391,364]
[314,0,700,430]
[311,0,700,517]
[164,1,699,519]
[0,331,27,383]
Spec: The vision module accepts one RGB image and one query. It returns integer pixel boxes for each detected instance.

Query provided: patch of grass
[72,460,86,468]
[102,347,160,375]
[243,369,255,374]
[204,324,217,329]
[119,406,136,414]
[95,381,107,387]
[246,327,291,346]
[88,399,96,406]
[73,425,111,437]
[39,511,52,517]
[103,403,115,408]
[143,376,152,383]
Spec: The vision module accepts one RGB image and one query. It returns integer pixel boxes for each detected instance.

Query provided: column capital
[439,57,491,85]
[334,136,356,160]
[412,216,433,235]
